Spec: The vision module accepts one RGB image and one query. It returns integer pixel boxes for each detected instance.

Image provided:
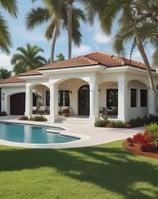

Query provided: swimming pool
[0,122,79,144]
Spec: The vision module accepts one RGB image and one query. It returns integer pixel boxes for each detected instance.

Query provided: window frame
[106,89,118,109]
[130,88,137,107]
[140,89,147,107]
[58,90,70,107]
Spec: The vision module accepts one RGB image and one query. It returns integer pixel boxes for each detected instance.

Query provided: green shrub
[0,111,7,116]
[128,115,158,127]
[31,116,47,121]
[114,120,125,128]
[94,120,107,127]
[145,123,158,148]
[19,116,29,120]
[107,120,124,128]
[148,114,158,123]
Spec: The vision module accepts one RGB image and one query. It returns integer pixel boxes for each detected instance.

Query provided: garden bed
[123,141,158,159]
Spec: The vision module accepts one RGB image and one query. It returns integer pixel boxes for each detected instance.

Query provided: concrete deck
[0,116,144,149]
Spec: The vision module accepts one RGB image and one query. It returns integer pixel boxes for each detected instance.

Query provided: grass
[0,141,158,199]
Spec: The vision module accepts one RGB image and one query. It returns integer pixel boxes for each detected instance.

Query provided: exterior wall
[1,86,25,114]
[127,80,148,120]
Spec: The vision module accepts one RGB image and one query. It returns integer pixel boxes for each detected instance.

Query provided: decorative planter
[62,109,70,117]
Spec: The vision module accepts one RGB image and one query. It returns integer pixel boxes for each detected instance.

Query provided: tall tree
[26,0,86,62]
[11,43,47,75]
[0,0,18,53]
[0,67,11,79]
[65,0,73,59]
[56,53,65,61]
[84,0,158,93]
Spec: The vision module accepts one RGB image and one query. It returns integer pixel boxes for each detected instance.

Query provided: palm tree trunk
[66,0,73,59]
[133,14,158,94]
[50,25,58,63]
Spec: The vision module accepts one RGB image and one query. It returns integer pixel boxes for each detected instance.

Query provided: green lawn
[0,141,158,199]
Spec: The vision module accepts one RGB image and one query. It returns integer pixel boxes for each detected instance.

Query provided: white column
[118,76,128,122]
[148,88,156,115]
[25,84,32,118]
[49,83,58,122]
[89,80,99,125]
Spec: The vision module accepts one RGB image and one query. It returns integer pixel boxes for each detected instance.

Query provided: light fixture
[98,89,101,94]
[2,93,4,101]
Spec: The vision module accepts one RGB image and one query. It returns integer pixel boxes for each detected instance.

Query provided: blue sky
[1,0,150,71]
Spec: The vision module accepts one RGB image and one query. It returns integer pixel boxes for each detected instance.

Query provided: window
[106,89,118,108]
[130,88,137,107]
[59,90,70,106]
[46,90,50,106]
[140,89,147,107]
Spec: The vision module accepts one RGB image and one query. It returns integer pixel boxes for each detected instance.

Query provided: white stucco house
[0,51,158,125]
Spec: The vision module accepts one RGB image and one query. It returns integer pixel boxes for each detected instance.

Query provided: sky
[1,0,152,71]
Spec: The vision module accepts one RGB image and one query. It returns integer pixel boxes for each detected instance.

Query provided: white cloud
[93,32,111,44]
[0,54,12,70]
[72,45,91,56]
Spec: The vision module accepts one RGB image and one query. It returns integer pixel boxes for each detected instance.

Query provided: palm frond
[26,8,49,29]
[0,15,11,53]
[113,25,134,56]
[45,21,60,40]
[0,0,18,17]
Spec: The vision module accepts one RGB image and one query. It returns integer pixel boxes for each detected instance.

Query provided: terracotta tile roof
[18,69,42,76]
[0,76,25,84]
[37,51,146,71]
[85,51,146,68]
[38,55,98,71]
[0,51,151,84]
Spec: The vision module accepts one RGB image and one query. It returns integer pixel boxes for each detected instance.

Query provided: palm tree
[65,0,73,59]
[0,0,18,53]
[11,43,47,75]
[26,0,86,62]
[84,0,158,93]
[0,67,11,79]
[56,53,65,61]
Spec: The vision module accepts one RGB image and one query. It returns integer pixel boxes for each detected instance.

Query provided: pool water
[0,122,79,144]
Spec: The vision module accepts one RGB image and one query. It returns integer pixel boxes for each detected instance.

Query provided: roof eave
[104,65,156,75]
[0,82,26,87]
[38,64,105,75]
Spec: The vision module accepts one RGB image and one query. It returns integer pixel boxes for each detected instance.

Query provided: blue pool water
[0,122,79,144]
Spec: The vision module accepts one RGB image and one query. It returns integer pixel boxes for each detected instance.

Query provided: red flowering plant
[126,123,158,152]
[126,131,155,152]
[139,131,154,152]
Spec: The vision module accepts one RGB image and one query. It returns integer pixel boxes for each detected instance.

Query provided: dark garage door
[10,93,25,115]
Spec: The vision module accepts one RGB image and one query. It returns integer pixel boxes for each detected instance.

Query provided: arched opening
[78,85,89,115]
[31,84,50,114]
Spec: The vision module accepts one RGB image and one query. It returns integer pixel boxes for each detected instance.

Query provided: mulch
[123,141,158,159]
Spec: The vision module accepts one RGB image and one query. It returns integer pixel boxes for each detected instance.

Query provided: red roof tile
[0,51,150,84]
[38,51,146,71]
[0,76,25,84]
[85,51,146,68]
[38,56,98,71]
[18,69,42,76]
